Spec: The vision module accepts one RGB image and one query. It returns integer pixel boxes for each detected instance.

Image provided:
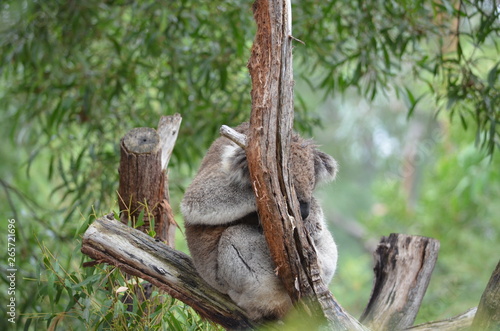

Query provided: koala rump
[181,122,338,322]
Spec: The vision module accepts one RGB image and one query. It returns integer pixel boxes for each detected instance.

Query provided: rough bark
[360,234,440,330]
[471,260,500,330]
[118,114,181,247]
[245,1,367,329]
[247,0,301,303]
[81,214,254,330]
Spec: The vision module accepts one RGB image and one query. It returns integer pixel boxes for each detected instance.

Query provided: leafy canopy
[0,0,498,329]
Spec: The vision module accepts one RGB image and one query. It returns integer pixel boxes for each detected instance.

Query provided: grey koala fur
[181,122,338,322]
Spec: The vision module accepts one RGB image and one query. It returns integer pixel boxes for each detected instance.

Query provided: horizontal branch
[406,308,477,331]
[81,215,498,331]
[81,214,253,330]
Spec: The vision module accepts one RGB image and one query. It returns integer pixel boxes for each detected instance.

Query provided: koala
[181,122,338,322]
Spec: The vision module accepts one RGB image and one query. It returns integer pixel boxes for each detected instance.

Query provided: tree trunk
[246,0,307,304]
[246,1,367,329]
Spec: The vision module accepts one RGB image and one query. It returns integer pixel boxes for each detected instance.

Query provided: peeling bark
[246,1,367,329]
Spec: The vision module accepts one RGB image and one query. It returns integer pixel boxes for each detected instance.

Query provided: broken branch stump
[156,114,182,245]
[360,234,440,330]
[118,114,181,246]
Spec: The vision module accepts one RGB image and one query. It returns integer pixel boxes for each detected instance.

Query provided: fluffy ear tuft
[314,150,338,184]
[222,143,251,186]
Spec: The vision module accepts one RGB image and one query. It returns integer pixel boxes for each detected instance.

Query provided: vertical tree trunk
[247,0,303,303]
[246,1,367,329]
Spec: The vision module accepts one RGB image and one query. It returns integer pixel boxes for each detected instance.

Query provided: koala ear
[222,143,251,186]
[314,150,338,184]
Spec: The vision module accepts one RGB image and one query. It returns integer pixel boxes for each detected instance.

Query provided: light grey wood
[157,114,182,246]
[406,308,476,331]
[157,114,182,171]
[220,125,247,148]
[81,214,254,330]
[360,234,440,330]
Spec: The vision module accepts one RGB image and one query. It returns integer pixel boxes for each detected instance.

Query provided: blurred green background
[0,1,498,330]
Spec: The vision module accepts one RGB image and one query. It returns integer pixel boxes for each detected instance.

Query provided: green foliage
[29,240,221,330]
[0,0,498,330]
[0,0,498,224]
[0,0,257,223]
[361,123,500,323]
[313,83,499,323]
[294,0,499,154]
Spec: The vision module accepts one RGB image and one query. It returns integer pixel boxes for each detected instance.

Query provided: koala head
[222,123,338,220]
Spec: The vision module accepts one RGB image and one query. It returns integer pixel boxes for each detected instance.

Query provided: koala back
[181,122,337,226]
